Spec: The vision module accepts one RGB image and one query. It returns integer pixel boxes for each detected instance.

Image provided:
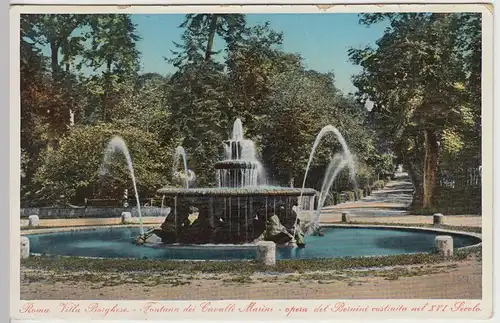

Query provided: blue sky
[131,14,388,95]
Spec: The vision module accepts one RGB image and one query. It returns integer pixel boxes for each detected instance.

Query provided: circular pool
[25,226,480,261]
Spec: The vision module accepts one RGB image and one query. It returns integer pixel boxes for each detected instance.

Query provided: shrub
[335,192,341,205]
[346,191,355,201]
[31,123,172,206]
[372,180,385,191]
[323,193,335,206]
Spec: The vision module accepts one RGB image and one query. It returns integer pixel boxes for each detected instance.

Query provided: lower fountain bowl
[24,225,481,261]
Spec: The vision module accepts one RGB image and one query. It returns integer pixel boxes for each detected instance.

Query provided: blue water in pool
[26,227,480,260]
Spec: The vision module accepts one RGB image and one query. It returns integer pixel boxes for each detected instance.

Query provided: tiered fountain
[145,118,317,246]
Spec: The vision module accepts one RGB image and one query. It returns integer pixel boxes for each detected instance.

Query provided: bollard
[433,213,444,225]
[256,241,276,266]
[341,212,350,223]
[20,236,30,259]
[28,214,40,227]
[121,212,133,224]
[435,235,453,257]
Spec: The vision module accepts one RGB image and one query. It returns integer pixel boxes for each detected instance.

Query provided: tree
[349,13,481,209]
[86,14,141,122]
[173,14,246,63]
[224,23,286,139]
[115,73,174,149]
[25,14,90,80]
[21,14,90,146]
[261,64,367,188]
[167,61,228,186]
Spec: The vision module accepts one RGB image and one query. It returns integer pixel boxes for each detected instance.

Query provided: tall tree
[171,14,246,65]
[86,14,141,122]
[25,14,90,80]
[349,13,481,209]
[22,14,91,145]
[224,23,285,138]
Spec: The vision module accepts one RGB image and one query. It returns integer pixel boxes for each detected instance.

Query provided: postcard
[10,3,494,321]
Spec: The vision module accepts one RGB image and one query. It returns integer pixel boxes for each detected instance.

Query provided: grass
[21,247,481,287]
[222,275,253,285]
[22,249,478,276]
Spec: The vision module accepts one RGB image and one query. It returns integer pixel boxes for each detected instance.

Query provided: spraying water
[173,146,191,189]
[217,118,265,187]
[101,136,144,235]
[294,125,357,236]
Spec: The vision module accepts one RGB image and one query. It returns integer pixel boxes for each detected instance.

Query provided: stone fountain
[138,118,317,247]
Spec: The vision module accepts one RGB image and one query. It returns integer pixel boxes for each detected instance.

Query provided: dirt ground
[20,214,482,229]
[21,256,481,300]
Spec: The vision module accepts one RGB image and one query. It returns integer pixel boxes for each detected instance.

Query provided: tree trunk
[103,58,112,122]
[47,40,61,150]
[406,159,423,209]
[205,15,219,61]
[422,129,439,209]
[50,40,59,81]
[400,148,422,210]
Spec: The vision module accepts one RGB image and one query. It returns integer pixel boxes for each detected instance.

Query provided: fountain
[24,120,483,262]
[140,118,317,246]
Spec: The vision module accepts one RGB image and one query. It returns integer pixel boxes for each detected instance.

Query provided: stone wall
[20,207,170,219]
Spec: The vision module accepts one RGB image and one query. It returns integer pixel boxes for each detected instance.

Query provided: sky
[130,13,389,95]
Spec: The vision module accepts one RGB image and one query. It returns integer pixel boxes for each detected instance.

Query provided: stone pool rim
[21,223,482,258]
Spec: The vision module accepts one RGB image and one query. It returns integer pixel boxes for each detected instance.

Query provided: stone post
[28,214,40,227]
[121,212,133,224]
[435,235,453,257]
[256,241,276,266]
[20,236,30,259]
[433,213,444,225]
[341,212,350,223]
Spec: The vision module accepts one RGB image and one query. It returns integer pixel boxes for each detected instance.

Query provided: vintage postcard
[10,3,494,321]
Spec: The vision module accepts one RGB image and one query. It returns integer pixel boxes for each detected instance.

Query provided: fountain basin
[23,225,481,261]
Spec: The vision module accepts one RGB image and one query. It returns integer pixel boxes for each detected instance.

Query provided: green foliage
[172,14,247,64]
[349,13,481,210]
[167,61,227,187]
[29,124,171,206]
[371,180,386,191]
[25,13,461,208]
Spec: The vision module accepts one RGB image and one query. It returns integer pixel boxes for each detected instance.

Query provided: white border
[8,2,496,322]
